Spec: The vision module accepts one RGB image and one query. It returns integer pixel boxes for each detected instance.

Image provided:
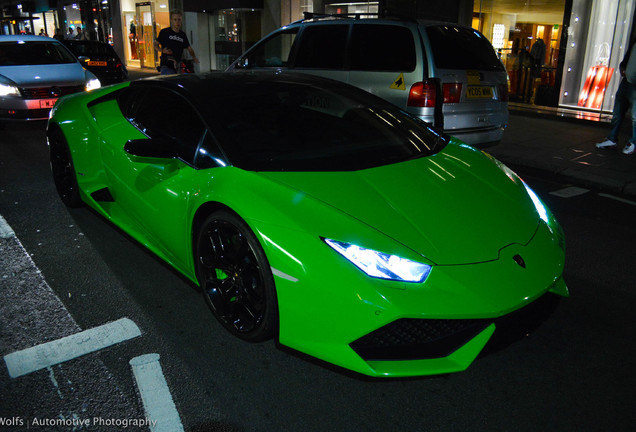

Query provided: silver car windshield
[0,41,77,66]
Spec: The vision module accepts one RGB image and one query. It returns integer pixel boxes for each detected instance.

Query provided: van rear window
[426,26,504,71]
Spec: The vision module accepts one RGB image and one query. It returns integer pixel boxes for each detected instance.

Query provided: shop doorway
[135,2,158,70]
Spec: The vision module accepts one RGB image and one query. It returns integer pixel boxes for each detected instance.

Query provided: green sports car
[47,71,567,377]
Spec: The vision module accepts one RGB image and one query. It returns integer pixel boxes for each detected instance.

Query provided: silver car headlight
[0,83,20,96]
[324,238,432,283]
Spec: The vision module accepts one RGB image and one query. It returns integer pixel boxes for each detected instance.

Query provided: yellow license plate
[39,99,57,108]
[466,86,494,99]
[88,60,107,66]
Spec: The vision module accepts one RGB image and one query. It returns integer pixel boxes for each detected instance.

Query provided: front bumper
[1,84,86,121]
[265,219,567,378]
[0,97,55,120]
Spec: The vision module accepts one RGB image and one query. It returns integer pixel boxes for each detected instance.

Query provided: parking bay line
[4,317,141,378]
[598,193,636,206]
[130,354,185,432]
[2,214,184,428]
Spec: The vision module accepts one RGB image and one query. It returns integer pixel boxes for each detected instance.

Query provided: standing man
[75,27,87,40]
[154,10,199,75]
[596,34,636,155]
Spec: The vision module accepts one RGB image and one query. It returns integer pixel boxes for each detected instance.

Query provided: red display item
[578,65,614,109]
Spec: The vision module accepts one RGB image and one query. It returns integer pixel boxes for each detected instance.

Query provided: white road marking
[130,354,184,432]
[598,193,636,206]
[0,214,15,238]
[549,186,590,198]
[4,317,142,378]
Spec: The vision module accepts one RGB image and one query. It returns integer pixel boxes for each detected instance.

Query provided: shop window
[473,0,566,106]
[561,0,636,113]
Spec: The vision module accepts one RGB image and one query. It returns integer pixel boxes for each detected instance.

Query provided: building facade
[1,0,635,118]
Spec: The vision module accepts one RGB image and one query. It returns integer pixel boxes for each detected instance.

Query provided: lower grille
[350,293,560,362]
[19,85,85,99]
[350,318,491,361]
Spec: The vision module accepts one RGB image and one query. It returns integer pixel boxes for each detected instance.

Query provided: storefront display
[473,0,634,114]
[120,0,169,70]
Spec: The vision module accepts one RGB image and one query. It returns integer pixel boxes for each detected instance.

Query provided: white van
[228,15,509,146]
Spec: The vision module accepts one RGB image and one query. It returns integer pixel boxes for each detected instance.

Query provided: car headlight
[85,78,101,91]
[0,83,20,96]
[324,238,432,283]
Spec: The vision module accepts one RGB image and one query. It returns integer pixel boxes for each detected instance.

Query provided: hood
[0,64,88,87]
[261,144,539,265]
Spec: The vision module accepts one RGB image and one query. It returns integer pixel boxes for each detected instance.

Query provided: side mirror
[124,138,179,160]
[77,56,90,63]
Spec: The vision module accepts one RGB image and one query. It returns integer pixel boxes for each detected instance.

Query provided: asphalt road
[1,119,635,431]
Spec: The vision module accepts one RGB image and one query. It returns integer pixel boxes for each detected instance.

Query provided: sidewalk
[487,112,636,198]
[126,67,636,198]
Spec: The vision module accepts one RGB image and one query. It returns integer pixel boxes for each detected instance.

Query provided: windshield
[0,41,78,66]
[208,80,449,171]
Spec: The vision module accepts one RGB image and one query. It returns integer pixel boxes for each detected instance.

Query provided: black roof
[128,70,373,115]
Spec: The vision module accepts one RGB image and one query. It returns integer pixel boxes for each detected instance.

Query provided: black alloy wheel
[48,128,83,208]
[196,210,278,342]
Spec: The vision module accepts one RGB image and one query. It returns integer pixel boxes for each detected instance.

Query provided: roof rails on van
[291,12,416,25]
[296,12,378,23]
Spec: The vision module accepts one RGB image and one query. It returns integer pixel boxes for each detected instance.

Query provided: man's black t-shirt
[156,27,190,68]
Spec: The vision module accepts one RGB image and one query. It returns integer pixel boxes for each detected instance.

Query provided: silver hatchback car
[228,16,509,146]
[0,35,101,122]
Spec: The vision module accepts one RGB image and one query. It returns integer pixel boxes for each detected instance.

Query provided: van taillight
[443,83,462,103]
[498,83,509,102]
[408,80,437,108]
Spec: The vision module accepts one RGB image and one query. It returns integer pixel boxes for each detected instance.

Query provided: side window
[194,131,226,169]
[350,25,416,72]
[293,25,348,69]
[243,28,298,67]
[126,87,206,166]
[117,87,147,119]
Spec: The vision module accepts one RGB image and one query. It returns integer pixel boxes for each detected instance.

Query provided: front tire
[195,210,278,342]
[48,127,82,208]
